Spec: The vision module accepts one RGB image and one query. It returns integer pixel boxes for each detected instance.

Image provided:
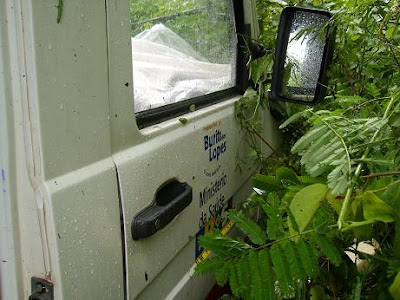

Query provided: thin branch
[366,179,400,194]
[247,127,281,157]
[361,171,400,179]
[259,224,338,249]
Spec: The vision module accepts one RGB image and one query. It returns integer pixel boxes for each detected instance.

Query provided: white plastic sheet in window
[132,24,235,113]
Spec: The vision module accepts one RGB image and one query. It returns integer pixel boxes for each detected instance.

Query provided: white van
[0,0,331,298]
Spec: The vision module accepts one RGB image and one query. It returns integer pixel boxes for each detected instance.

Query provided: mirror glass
[282,11,330,101]
[271,7,333,104]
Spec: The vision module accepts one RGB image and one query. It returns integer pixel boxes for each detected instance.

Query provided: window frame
[134,0,248,129]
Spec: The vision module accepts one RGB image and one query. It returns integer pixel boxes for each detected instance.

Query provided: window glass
[130,0,238,113]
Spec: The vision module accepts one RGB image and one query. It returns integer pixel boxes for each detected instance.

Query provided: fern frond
[292,124,330,153]
[270,244,294,294]
[236,256,251,298]
[249,250,263,300]
[283,241,306,280]
[215,264,229,286]
[313,233,342,266]
[229,211,266,245]
[279,110,312,129]
[259,193,284,240]
[249,251,262,298]
[195,256,228,275]
[258,249,275,299]
[301,130,335,166]
[228,262,240,297]
[297,239,317,276]
[327,163,349,195]
[199,234,252,257]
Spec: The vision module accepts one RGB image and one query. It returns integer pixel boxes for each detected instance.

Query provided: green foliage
[229,211,267,245]
[197,0,400,298]
[289,184,328,235]
[362,192,395,223]
[312,233,342,267]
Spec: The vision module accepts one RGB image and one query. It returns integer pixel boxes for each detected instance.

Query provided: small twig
[247,127,280,157]
[361,171,400,179]
[344,97,391,113]
[259,224,339,249]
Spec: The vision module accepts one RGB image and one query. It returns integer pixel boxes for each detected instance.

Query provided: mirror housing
[271,7,334,105]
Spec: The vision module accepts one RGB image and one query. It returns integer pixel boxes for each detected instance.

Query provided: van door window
[130,0,239,119]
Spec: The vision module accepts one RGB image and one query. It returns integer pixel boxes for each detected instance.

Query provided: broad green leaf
[310,286,327,299]
[229,211,267,245]
[289,184,328,235]
[389,272,400,300]
[362,192,395,223]
[253,174,280,191]
[326,192,343,215]
[279,110,310,129]
[383,180,400,206]
[276,167,301,184]
[386,24,397,39]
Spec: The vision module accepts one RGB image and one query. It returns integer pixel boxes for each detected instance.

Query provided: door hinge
[29,277,54,300]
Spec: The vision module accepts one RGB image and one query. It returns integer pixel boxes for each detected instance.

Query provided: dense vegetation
[196,0,400,299]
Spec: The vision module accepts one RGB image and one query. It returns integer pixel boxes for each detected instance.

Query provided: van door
[106,0,278,298]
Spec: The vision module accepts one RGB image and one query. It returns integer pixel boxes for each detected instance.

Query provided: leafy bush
[196,0,400,298]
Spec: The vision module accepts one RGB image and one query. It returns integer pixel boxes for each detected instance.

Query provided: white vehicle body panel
[0,0,279,299]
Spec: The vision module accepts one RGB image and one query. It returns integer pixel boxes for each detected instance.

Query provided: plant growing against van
[196,0,400,298]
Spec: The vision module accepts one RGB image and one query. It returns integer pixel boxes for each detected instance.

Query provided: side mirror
[271,7,334,104]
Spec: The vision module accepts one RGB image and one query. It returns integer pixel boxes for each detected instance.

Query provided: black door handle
[131,180,192,240]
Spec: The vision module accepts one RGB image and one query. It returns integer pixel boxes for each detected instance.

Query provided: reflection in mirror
[271,7,333,104]
[282,11,330,101]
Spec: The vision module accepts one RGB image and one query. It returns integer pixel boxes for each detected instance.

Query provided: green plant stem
[338,96,396,230]
[258,224,338,249]
[247,126,280,157]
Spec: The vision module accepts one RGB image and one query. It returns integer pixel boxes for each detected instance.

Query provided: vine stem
[338,95,397,230]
